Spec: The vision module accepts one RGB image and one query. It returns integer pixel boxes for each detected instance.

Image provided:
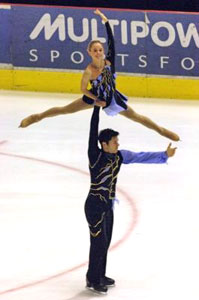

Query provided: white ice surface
[0,90,199,300]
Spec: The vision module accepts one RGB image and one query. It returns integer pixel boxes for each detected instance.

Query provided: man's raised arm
[88,106,101,167]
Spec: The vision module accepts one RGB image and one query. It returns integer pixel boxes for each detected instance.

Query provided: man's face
[102,136,119,154]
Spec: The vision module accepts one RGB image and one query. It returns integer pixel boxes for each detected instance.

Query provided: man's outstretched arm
[120,143,177,164]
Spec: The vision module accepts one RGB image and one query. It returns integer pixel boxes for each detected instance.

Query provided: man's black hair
[98,128,119,145]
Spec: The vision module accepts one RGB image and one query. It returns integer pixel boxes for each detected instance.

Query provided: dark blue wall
[3,0,199,12]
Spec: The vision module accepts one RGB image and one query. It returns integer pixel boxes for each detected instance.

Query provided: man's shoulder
[116,150,123,161]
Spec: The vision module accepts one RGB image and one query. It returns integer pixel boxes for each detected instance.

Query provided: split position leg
[120,105,179,141]
[19,98,92,128]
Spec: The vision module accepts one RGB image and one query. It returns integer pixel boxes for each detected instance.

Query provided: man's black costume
[85,106,168,286]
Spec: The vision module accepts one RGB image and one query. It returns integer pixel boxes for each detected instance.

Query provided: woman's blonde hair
[87,40,104,51]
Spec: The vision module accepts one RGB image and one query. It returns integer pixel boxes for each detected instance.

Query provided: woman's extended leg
[120,105,179,141]
[19,97,92,128]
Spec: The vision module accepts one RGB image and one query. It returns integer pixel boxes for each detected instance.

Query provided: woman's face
[88,42,105,60]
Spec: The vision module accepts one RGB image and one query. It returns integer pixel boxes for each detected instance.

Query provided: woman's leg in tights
[19,97,92,128]
[120,105,180,141]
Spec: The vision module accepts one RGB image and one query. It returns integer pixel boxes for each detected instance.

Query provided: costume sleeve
[88,106,101,167]
[120,150,168,164]
[105,21,115,73]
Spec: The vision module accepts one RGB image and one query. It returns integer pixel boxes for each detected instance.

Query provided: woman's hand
[94,9,108,23]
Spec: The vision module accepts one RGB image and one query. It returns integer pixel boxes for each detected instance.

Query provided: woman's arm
[95,9,115,72]
[94,9,108,23]
[105,22,115,72]
[81,67,106,107]
[81,68,97,101]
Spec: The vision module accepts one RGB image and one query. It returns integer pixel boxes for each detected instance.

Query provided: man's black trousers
[85,201,114,285]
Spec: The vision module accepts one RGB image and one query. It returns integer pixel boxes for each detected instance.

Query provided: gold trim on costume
[89,152,102,169]
[93,212,105,228]
[90,229,102,237]
[96,164,111,179]
[89,193,107,203]
[91,174,112,186]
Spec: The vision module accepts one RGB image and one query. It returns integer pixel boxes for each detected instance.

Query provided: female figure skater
[19,9,179,142]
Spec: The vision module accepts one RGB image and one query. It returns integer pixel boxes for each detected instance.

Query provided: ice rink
[0,90,199,300]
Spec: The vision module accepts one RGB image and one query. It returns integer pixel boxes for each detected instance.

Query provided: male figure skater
[85,106,177,295]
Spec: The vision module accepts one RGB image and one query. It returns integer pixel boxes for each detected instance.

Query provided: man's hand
[95,100,106,107]
[166,143,177,157]
[94,9,108,23]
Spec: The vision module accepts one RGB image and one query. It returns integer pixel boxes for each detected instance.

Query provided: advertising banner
[1,5,199,77]
[0,7,12,64]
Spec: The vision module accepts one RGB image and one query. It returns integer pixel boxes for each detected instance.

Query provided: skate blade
[86,286,107,295]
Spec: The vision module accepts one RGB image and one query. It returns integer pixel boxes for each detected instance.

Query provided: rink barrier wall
[0,4,199,99]
[1,69,199,99]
